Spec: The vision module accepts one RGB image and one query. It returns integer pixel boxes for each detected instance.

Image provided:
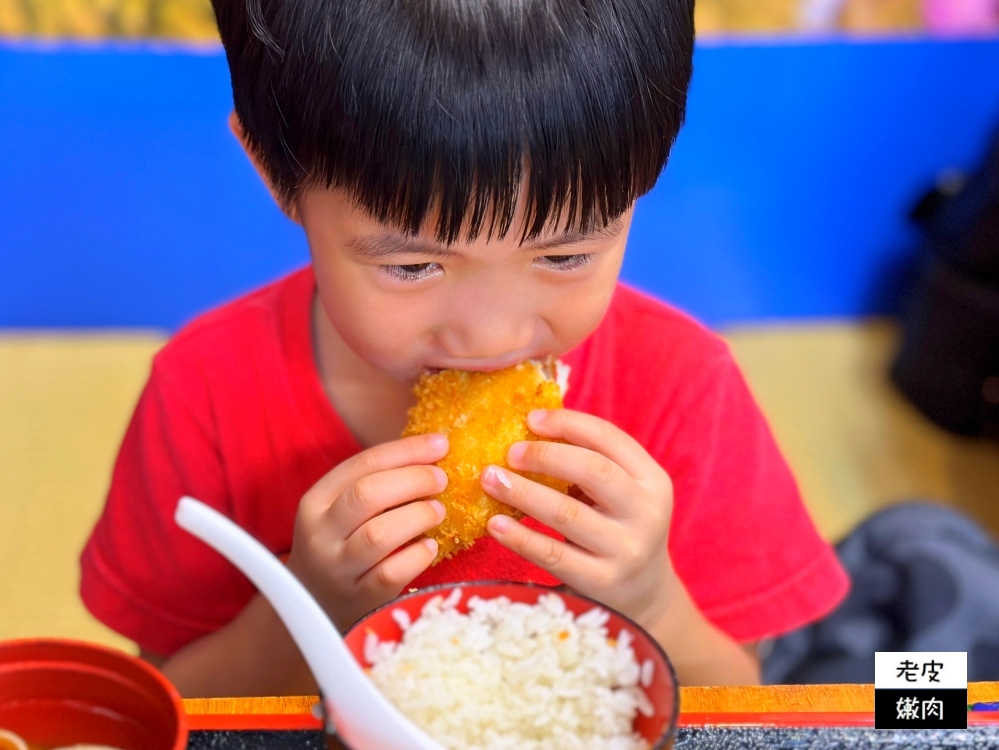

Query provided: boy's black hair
[213,0,695,243]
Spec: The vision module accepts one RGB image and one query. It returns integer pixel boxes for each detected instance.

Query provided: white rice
[364,590,653,750]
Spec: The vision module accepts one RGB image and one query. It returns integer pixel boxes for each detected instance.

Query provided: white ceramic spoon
[174,496,444,750]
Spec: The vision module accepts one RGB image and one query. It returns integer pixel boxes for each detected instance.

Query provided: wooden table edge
[183,682,999,728]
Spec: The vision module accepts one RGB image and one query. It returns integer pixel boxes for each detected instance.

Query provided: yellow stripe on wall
[0,0,218,39]
[0,333,165,649]
[726,320,999,543]
[0,0,926,38]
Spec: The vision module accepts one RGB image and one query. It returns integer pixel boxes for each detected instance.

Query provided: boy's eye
[535,253,593,272]
[381,262,443,282]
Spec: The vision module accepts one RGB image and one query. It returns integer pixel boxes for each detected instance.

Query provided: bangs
[216,0,694,243]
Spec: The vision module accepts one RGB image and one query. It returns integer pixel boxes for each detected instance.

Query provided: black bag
[763,502,999,685]
[892,124,999,438]
[910,127,999,286]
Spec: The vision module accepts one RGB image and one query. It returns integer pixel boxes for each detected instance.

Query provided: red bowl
[343,581,678,749]
[0,639,187,750]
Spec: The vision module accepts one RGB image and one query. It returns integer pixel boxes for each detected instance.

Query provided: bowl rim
[344,580,679,750]
[0,636,189,750]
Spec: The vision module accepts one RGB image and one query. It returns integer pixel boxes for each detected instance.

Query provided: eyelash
[379,253,594,282]
[536,253,594,272]
[380,263,443,282]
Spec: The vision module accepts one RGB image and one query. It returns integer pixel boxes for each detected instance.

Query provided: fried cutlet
[402,359,571,564]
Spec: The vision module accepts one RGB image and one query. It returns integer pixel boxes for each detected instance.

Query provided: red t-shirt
[81,267,848,657]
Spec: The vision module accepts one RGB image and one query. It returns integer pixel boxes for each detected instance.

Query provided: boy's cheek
[339,327,430,379]
[317,274,428,353]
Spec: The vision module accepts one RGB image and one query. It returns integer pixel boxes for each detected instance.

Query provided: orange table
[183,682,999,730]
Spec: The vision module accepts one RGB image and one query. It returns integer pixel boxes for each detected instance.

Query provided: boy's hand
[481,409,677,630]
[287,434,448,632]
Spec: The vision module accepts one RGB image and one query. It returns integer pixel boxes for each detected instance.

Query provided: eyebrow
[349,217,625,260]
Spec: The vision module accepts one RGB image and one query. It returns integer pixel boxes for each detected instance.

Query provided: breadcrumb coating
[402,360,570,564]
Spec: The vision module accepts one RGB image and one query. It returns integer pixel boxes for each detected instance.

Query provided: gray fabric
[763,502,999,684]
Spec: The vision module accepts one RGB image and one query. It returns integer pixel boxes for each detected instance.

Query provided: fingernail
[507,442,527,464]
[428,433,448,451]
[483,465,513,489]
[490,514,512,533]
[431,466,448,487]
[528,409,547,427]
[424,538,438,554]
[429,499,445,519]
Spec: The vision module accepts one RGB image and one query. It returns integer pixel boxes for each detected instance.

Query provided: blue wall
[2,38,998,330]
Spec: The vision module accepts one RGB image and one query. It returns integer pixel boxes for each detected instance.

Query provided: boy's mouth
[423,354,546,375]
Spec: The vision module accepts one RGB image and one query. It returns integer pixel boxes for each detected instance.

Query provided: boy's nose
[439,313,536,366]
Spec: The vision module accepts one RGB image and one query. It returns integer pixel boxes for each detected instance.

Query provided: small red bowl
[0,639,187,750]
[343,581,679,749]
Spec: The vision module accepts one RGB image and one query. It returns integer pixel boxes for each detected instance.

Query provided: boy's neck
[310,294,416,448]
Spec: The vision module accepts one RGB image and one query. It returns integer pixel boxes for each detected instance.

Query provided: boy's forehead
[298,184,630,253]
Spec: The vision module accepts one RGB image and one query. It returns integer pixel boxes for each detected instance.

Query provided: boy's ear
[228,110,302,224]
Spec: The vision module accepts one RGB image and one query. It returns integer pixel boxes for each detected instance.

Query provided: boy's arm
[144,593,317,697]
[146,585,762,696]
[146,596,762,698]
[647,578,761,686]
[555,582,762,686]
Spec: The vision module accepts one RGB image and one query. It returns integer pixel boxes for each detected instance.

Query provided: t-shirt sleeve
[80,355,255,657]
[654,342,850,643]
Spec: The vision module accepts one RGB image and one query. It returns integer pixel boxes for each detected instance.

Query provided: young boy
[81,0,849,696]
